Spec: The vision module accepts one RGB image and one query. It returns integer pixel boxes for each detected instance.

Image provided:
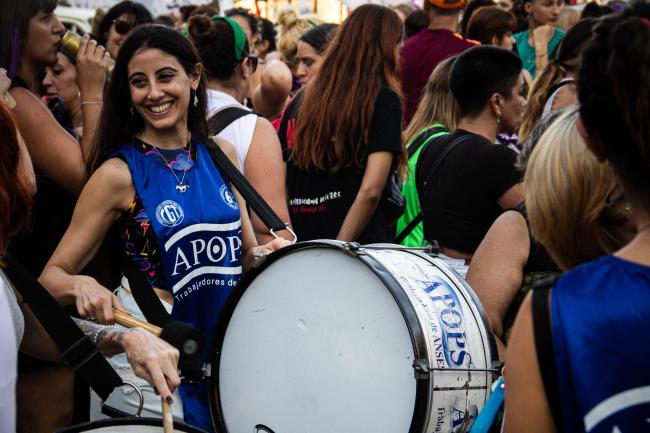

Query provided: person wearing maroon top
[400,0,477,124]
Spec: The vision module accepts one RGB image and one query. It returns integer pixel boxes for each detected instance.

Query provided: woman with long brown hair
[287,4,406,243]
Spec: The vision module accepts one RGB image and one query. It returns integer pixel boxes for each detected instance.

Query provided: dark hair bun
[188,14,217,44]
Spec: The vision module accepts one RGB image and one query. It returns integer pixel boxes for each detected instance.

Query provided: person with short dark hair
[404,9,429,38]
[415,46,526,263]
[399,0,477,124]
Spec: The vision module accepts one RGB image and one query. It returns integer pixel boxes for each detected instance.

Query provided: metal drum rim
[55,417,209,433]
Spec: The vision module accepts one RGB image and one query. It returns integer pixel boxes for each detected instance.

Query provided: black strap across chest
[531,276,563,429]
[394,133,472,244]
[207,106,254,136]
[3,256,123,400]
[128,138,289,325]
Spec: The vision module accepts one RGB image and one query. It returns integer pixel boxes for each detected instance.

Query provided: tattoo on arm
[72,318,128,355]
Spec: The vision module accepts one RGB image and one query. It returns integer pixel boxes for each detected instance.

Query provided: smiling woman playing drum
[39,25,288,432]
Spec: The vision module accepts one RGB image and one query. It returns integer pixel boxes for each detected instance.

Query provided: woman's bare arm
[244,117,293,244]
[465,210,530,357]
[337,151,393,242]
[216,137,290,269]
[39,158,134,322]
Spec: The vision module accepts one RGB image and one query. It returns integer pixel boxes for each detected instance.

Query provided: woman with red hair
[287,4,407,243]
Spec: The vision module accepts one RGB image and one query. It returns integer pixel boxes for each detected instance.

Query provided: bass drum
[209,241,498,433]
[57,418,208,432]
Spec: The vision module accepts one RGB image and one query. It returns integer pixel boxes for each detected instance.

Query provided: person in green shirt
[395,57,460,246]
[514,0,565,77]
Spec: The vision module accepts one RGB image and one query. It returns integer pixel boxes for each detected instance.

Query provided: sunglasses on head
[113,19,134,35]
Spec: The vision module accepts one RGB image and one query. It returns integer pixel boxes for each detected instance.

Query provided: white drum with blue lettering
[209,241,498,433]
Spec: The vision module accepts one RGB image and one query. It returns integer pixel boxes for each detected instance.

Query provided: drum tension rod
[426,367,501,373]
[412,359,502,379]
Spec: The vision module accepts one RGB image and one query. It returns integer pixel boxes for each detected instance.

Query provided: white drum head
[217,247,417,433]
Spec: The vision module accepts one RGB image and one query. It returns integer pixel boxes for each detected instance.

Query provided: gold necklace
[150,141,192,193]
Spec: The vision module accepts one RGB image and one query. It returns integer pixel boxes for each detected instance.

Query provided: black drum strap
[205,139,289,234]
[3,255,123,400]
[207,106,254,136]
[121,255,171,327]
[531,276,562,429]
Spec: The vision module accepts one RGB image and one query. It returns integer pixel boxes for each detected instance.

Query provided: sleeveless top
[542,77,576,118]
[206,89,257,174]
[552,255,650,432]
[116,135,242,432]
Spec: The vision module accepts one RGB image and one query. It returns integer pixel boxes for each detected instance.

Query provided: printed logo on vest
[155,200,185,227]
[220,184,239,210]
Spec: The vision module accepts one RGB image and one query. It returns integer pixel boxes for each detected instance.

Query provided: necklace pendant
[176,184,189,193]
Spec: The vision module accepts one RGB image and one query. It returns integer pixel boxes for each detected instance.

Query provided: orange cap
[426,0,466,10]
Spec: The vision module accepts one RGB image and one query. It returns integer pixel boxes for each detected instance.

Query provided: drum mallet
[162,396,174,433]
[112,310,205,372]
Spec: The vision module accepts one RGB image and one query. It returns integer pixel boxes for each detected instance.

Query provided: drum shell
[56,417,209,432]
[209,241,498,433]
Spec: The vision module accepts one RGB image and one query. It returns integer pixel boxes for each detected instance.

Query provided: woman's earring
[193,90,198,108]
[130,105,134,116]
[496,116,501,125]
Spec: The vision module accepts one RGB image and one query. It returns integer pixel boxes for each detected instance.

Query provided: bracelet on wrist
[81,100,103,106]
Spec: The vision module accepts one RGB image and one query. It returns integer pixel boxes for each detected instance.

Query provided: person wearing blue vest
[504,2,650,432]
[40,24,289,432]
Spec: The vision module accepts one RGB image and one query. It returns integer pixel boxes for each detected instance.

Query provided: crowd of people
[0,0,648,432]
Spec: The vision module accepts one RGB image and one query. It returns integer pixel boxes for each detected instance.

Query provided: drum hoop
[208,240,435,433]
[55,417,208,433]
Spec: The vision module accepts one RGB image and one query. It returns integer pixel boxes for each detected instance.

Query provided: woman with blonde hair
[518,18,596,141]
[525,108,634,270]
[466,108,634,357]
[276,8,323,75]
[395,56,460,246]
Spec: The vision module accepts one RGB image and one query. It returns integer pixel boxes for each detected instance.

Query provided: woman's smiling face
[127,48,200,134]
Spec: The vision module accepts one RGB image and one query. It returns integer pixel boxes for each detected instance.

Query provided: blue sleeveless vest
[552,255,650,433]
[118,137,242,432]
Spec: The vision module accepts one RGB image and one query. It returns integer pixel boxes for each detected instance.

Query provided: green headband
[212,15,247,61]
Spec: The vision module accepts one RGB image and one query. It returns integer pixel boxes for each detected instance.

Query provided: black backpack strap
[394,213,423,244]
[531,276,562,429]
[207,106,255,136]
[394,126,450,243]
[396,134,471,244]
[121,256,171,327]
[204,139,295,241]
[406,125,448,159]
[3,256,123,401]
[416,133,474,194]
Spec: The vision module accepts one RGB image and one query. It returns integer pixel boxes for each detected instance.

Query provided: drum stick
[162,396,174,433]
[113,309,162,336]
